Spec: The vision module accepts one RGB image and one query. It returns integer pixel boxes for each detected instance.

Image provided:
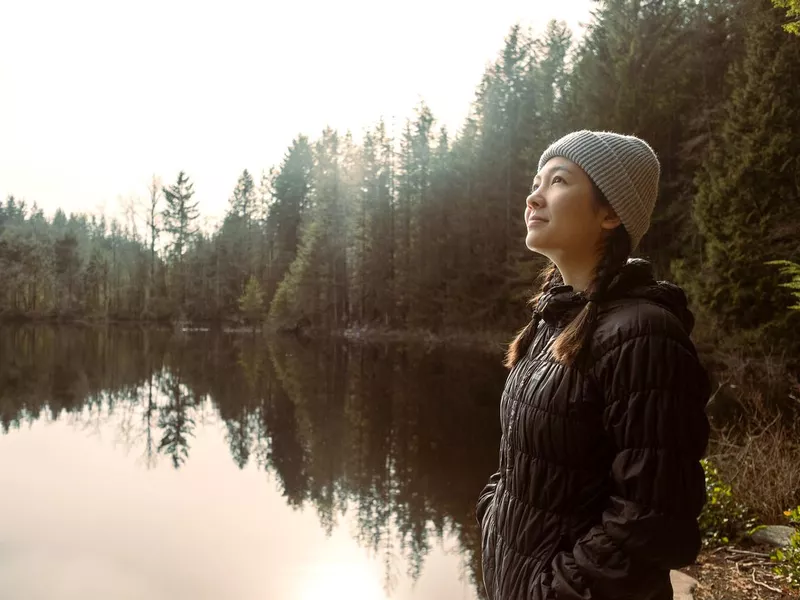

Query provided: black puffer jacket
[477,259,710,600]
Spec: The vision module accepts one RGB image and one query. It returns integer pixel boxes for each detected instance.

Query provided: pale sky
[1,0,594,228]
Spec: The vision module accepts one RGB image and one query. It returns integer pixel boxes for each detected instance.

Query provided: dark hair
[503,183,632,369]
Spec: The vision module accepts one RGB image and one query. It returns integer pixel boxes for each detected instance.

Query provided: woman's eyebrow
[532,165,572,183]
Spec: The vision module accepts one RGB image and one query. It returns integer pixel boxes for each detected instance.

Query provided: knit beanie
[537,130,660,250]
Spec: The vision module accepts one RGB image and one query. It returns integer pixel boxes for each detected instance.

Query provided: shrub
[707,409,800,525]
[699,458,756,547]
[771,506,800,589]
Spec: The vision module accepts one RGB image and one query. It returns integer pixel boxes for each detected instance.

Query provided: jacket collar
[534,259,672,328]
[537,284,588,327]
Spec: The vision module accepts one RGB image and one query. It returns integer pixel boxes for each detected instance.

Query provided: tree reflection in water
[0,325,504,597]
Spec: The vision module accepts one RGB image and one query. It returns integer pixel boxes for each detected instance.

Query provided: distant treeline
[2,0,799,354]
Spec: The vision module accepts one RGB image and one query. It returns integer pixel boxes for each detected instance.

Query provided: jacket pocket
[529,533,567,588]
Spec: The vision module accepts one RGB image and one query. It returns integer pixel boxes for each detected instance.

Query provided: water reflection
[0,326,504,599]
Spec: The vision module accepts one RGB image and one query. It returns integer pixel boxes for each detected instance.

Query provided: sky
[1,0,595,228]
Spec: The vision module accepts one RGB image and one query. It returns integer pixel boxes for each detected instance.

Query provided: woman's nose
[526,192,542,209]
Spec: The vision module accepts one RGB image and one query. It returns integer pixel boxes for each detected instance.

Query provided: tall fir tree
[264,136,313,306]
[162,171,199,309]
[270,128,345,328]
[396,104,434,326]
[682,0,800,342]
[229,169,256,222]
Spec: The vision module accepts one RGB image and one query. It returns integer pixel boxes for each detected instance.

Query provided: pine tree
[356,120,395,326]
[686,0,800,339]
[215,170,260,318]
[229,169,256,222]
[427,127,455,328]
[54,232,80,313]
[396,104,434,326]
[467,24,546,326]
[162,171,198,261]
[270,128,345,328]
[563,0,723,271]
[162,171,199,310]
[530,19,572,147]
[264,137,313,306]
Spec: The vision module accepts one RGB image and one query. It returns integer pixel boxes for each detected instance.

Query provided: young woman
[476,130,710,600]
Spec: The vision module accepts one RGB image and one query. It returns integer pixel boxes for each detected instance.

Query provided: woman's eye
[532,176,564,192]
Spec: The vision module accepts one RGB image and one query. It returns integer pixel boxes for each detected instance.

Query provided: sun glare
[299,561,386,600]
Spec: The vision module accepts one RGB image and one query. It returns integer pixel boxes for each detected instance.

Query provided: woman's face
[524,157,618,257]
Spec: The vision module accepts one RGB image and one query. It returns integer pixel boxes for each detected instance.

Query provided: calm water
[0,326,505,600]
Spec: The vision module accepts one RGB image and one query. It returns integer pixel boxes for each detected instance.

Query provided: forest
[2,0,800,593]
[2,0,799,359]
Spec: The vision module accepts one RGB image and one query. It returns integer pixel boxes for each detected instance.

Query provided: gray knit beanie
[537,130,661,250]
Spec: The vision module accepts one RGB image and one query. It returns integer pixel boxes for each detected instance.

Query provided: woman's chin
[525,231,550,252]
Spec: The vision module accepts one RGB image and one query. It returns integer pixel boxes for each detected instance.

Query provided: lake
[0,326,506,600]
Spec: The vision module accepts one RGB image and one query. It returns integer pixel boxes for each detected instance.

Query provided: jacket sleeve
[533,333,710,599]
[476,470,501,526]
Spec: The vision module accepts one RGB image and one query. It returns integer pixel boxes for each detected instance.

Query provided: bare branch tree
[145,175,163,313]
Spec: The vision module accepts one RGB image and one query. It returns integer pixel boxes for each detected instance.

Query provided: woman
[476,130,710,600]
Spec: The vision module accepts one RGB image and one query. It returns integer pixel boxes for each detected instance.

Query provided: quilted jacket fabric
[477,259,710,600]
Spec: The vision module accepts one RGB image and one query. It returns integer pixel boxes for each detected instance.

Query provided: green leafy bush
[771,506,800,588]
[699,458,756,547]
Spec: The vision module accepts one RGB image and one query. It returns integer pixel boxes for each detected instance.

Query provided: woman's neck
[551,255,599,293]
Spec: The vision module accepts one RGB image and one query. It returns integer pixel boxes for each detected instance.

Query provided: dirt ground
[681,545,799,599]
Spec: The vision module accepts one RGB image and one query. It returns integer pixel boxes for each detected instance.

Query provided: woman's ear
[600,206,622,230]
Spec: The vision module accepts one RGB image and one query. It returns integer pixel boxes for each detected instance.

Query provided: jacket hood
[536,258,695,334]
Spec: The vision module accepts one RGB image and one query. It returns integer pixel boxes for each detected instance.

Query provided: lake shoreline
[333,325,510,354]
[0,316,511,354]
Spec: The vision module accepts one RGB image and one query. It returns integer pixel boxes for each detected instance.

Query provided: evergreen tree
[396,104,434,326]
[162,171,198,261]
[352,121,395,326]
[229,169,256,222]
[683,0,800,340]
[563,0,729,272]
[54,232,81,313]
[214,170,260,318]
[270,128,345,328]
[467,24,558,325]
[425,127,457,328]
[162,171,199,310]
[264,137,313,306]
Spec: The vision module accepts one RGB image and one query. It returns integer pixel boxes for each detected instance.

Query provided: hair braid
[503,264,561,369]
